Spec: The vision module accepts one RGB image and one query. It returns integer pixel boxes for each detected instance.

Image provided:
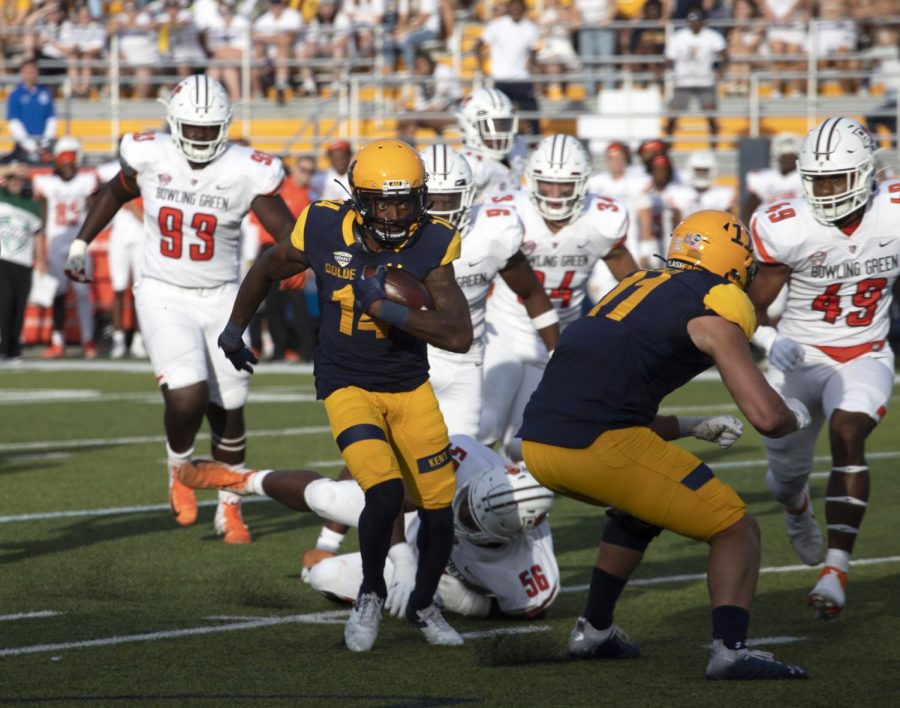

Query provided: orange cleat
[42,343,65,359]
[169,465,198,526]
[215,500,252,544]
[178,460,253,493]
[82,342,97,359]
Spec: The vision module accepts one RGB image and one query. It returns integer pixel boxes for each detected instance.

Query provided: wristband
[221,320,246,347]
[676,415,707,437]
[530,309,559,330]
[750,325,777,352]
[378,300,409,327]
[68,239,87,258]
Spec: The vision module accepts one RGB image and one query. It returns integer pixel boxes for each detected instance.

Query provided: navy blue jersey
[291,199,460,399]
[518,267,756,448]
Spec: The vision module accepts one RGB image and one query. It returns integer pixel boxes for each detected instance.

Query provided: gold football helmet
[666,210,756,289]
[349,139,429,246]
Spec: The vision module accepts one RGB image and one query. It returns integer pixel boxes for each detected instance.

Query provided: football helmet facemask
[419,145,476,234]
[798,117,875,225]
[164,74,232,164]
[349,139,429,246]
[457,88,518,161]
[526,134,591,222]
[53,136,82,166]
[667,210,756,289]
[687,151,716,190]
[452,464,554,546]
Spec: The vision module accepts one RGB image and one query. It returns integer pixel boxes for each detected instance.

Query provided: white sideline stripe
[0,361,315,375]
[0,425,332,453]
[0,610,351,658]
[2,452,71,463]
[0,497,270,524]
[703,636,806,649]
[0,611,63,622]
[559,554,900,593]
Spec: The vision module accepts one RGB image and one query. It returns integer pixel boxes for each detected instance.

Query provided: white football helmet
[457,88,518,161]
[526,134,591,222]
[798,117,876,225]
[53,136,82,165]
[419,144,476,234]
[687,151,716,190]
[771,132,802,160]
[452,464,554,546]
[164,74,232,164]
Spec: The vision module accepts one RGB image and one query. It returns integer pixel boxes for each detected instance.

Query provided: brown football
[363,265,435,310]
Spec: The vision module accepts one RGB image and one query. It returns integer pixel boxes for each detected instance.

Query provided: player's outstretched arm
[603,244,641,281]
[687,315,809,438]
[250,193,296,243]
[499,251,559,353]
[370,263,474,353]
[64,171,138,282]
[650,414,743,448]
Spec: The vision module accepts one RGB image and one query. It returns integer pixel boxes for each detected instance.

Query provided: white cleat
[784,488,824,566]
[408,604,464,646]
[130,332,147,358]
[110,337,127,360]
[705,639,808,680]
[808,565,847,621]
[345,592,383,652]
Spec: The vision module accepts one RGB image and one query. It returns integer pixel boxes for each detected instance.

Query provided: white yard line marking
[0,425,332,453]
[0,389,317,406]
[1,452,71,463]
[0,610,351,658]
[0,497,270,524]
[0,611,63,622]
[306,459,345,468]
[559,554,900,593]
[712,449,900,470]
[703,636,806,649]
[461,626,552,639]
[0,361,315,375]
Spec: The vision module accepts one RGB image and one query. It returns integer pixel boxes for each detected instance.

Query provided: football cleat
[567,618,640,660]
[345,592,384,652]
[808,565,847,620]
[131,332,147,358]
[214,499,252,544]
[169,465,198,526]
[407,604,464,646]
[42,343,65,359]
[706,639,808,680]
[82,342,97,359]
[110,337,127,360]
[784,487,824,566]
[178,460,253,494]
[300,547,336,584]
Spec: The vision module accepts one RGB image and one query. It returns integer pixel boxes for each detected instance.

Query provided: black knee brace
[601,507,663,552]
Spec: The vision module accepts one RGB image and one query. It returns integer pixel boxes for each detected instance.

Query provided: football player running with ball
[519,211,811,680]
[480,134,639,460]
[748,118,898,620]
[217,139,473,652]
[64,75,297,544]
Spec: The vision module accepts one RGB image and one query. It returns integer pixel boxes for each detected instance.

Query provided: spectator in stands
[536,0,581,99]
[310,139,352,201]
[204,0,254,99]
[723,0,763,96]
[0,2,30,63]
[58,3,106,98]
[156,0,208,82]
[253,0,304,103]
[628,0,667,88]
[254,154,318,361]
[342,0,384,60]
[299,0,352,97]
[474,0,541,136]
[396,0,442,72]
[109,0,160,99]
[762,0,810,97]
[814,0,860,95]
[664,8,726,151]
[397,49,462,141]
[866,56,899,150]
[0,164,44,363]
[22,2,68,77]
[5,59,57,164]
[574,0,617,95]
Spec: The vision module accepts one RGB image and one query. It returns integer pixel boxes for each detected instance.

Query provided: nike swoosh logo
[468,258,487,267]
[879,241,893,248]
[576,241,589,248]
[216,184,230,190]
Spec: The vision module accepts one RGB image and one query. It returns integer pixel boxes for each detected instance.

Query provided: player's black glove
[354,264,387,314]
[218,321,258,374]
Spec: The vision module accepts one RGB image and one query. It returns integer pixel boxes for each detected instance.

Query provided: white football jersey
[461,150,516,203]
[428,203,523,366]
[636,181,698,255]
[430,434,558,617]
[32,170,99,243]
[587,167,649,255]
[751,181,900,347]
[746,167,802,204]
[96,160,143,246]
[694,185,736,213]
[120,131,285,288]
[487,190,628,336]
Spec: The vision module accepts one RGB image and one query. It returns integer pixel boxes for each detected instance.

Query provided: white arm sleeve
[43,117,58,140]
[8,118,28,144]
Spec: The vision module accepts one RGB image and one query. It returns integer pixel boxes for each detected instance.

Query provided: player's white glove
[64,239,90,283]
[691,415,744,448]
[436,574,491,618]
[784,397,811,431]
[385,542,417,618]
[752,325,805,372]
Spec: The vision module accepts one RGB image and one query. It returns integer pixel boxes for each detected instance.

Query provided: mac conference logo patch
[334,251,352,267]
